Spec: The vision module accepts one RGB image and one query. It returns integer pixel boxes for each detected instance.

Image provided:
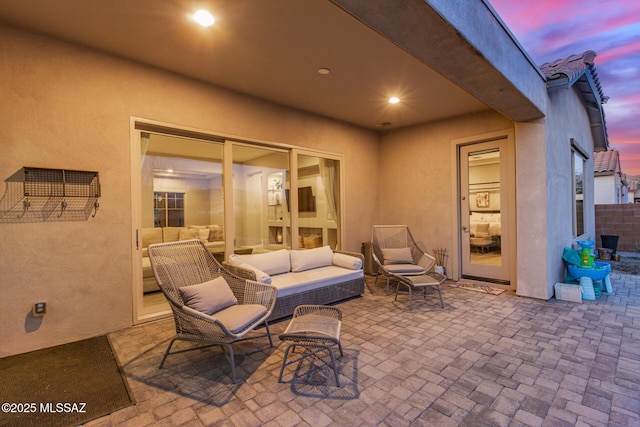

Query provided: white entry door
[459,137,514,284]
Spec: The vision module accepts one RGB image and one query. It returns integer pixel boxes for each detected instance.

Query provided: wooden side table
[278,305,343,387]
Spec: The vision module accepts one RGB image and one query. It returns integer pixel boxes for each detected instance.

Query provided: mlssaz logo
[40,402,87,413]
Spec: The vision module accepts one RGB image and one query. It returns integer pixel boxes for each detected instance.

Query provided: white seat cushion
[270,266,363,298]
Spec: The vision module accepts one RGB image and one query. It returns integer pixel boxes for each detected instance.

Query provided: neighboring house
[0,0,610,357]
[593,149,628,204]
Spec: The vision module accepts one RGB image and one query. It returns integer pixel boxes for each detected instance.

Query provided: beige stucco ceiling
[0,0,492,131]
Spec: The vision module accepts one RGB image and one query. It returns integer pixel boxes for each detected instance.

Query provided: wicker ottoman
[391,272,446,310]
[278,305,343,387]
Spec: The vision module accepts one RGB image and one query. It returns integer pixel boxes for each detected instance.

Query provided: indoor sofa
[141,225,225,293]
[223,245,364,321]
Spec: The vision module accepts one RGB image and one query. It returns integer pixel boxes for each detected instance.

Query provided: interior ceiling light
[317,68,331,75]
[193,10,215,27]
[388,96,400,104]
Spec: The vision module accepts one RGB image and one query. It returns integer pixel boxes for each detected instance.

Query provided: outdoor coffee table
[390,272,446,310]
[278,305,343,387]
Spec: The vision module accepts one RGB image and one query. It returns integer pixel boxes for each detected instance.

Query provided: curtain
[319,158,340,248]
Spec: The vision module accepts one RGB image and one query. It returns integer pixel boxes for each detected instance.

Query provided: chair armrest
[223,262,258,281]
[417,252,436,272]
[242,280,278,312]
[181,304,235,336]
[332,249,364,262]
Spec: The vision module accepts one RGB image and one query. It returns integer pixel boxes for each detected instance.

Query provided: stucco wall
[0,25,378,356]
[378,110,513,277]
[542,85,596,299]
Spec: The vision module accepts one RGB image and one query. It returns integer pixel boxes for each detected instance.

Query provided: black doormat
[0,335,134,427]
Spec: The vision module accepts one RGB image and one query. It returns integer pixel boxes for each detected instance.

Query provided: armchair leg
[264,321,273,347]
[222,343,237,384]
[159,337,179,369]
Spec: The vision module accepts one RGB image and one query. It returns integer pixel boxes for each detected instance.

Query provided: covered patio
[96,272,640,426]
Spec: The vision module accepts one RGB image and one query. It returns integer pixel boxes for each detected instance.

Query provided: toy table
[566,262,612,300]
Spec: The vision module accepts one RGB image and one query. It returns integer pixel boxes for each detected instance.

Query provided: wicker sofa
[141,225,225,293]
[223,246,364,321]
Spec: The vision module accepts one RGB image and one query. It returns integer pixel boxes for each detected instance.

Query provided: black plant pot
[601,235,619,254]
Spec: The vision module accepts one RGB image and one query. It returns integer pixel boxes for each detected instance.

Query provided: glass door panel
[296,154,340,250]
[139,132,223,317]
[460,140,510,283]
[232,145,290,253]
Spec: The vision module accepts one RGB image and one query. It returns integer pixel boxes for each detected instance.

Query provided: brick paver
[92,271,640,426]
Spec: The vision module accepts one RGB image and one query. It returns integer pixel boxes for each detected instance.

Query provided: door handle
[461,226,469,233]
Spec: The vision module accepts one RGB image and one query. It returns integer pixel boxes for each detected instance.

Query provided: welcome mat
[449,281,506,295]
[0,335,134,427]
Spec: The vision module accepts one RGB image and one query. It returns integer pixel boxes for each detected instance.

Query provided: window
[573,150,586,237]
[154,192,184,227]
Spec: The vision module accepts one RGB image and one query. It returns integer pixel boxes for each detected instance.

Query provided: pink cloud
[490,0,640,175]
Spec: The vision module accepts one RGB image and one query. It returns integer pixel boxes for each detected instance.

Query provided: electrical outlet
[32,302,46,317]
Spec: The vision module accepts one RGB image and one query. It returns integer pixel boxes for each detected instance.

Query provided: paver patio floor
[92,272,640,426]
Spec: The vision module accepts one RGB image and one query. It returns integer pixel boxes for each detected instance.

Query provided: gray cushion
[179,277,237,315]
[213,304,268,333]
[386,264,425,274]
[382,247,413,264]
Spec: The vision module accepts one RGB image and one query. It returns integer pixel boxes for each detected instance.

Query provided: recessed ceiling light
[388,96,400,104]
[193,10,215,27]
[317,68,331,75]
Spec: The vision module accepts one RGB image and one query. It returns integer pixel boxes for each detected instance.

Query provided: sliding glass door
[137,131,224,318]
[132,124,344,322]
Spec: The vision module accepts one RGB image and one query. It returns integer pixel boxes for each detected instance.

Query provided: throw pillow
[332,252,363,270]
[475,223,490,235]
[208,225,225,242]
[197,228,210,243]
[229,249,291,275]
[179,276,238,315]
[290,246,334,272]
[178,228,198,241]
[382,247,414,265]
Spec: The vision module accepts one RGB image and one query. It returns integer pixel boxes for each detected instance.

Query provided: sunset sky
[489,0,640,176]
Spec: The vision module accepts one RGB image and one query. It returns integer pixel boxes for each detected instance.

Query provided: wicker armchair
[371,225,437,293]
[148,239,277,383]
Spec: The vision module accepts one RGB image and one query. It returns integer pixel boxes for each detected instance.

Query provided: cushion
[290,246,334,272]
[382,247,413,265]
[212,304,267,333]
[332,253,363,270]
[229,249,291,276]
[475,223,490,234]
[269,265,363,297]
[196,228,210,243]
[303,235,323,249]
[208,225,224,242]
[179,228,199,241]
[162,227,183,242]
[238,263,272,284]
[384,264,425,274]
[141,228,163,248]
[179,276,237,315]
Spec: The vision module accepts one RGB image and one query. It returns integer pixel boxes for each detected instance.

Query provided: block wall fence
[595,204,640,252]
